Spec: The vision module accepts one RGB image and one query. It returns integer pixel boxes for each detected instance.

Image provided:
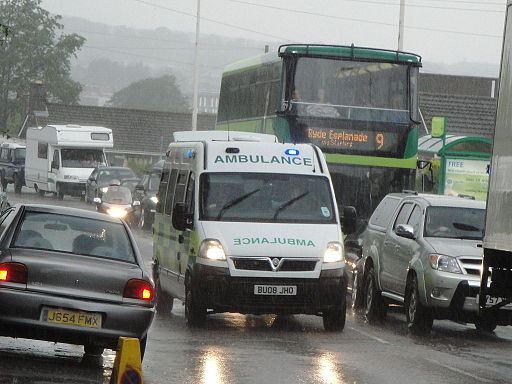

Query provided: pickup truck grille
[459,257,482,276]
[232,258,317,272]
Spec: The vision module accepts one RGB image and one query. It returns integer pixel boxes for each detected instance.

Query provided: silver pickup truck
[353,192,495,334]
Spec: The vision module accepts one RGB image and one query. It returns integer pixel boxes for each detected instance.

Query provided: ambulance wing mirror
[342,206,357,235]
[172,203,193,231]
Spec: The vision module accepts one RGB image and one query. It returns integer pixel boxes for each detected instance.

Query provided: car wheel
[364,268,387,323]
[323,290,347,331]
[475,315,497,333]
[405,274,433,335]
[351,272,365,311]
[0,173,7,190]
[84,344,104,356]
[139,207,151,230]
[13,174,21,194]
[185,281,206,327]
[139,335,147,361]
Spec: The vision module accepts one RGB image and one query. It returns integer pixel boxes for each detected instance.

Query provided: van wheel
[405,274,433,335]
[0,173,7,190]
[323,292,347,331]
[56,187,64,200]
[364,268,387,323]
[185,282,206,326]
[13,174,22,194]
[475,315,497,333]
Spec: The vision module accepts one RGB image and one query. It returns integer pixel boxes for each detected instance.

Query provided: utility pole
[398,0,405,51]
[191,0,201,131]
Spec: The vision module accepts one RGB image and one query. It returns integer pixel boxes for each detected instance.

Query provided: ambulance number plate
[254,285,297,296]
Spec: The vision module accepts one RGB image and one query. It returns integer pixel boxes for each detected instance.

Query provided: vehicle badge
[74,279,80,285]
[272,258,280,267]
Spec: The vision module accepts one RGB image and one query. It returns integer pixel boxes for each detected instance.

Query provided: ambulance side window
[173,170,189,206]
[164,168,179,216]
[185,173,195,215]
[156,169,169,214]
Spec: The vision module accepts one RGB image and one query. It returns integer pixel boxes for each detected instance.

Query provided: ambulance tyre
[323,291,347,332]
[185,278,206,327]
[156,279,174,313]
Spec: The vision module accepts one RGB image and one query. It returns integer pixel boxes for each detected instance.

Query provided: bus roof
[279,44,422,65]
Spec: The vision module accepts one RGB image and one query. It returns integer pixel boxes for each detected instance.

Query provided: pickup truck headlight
[429,254,462,274]
[198,239,226,261]
[323,241,344,263]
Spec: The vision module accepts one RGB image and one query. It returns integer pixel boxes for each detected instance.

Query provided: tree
[0,0,85,133]
[108,74,190,113]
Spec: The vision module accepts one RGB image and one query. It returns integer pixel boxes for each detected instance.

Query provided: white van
[25,124,113,199]
[153,131,356,331]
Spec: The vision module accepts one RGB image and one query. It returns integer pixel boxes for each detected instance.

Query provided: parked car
[133,168,162,230]
[85,166,137,203]
[354,192,490,334]
[0,204,155,357]
[0,142,26,194]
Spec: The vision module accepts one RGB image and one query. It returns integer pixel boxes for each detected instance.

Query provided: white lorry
[25,124,113,199]
[152,130,357,331]
[479,0,512,329]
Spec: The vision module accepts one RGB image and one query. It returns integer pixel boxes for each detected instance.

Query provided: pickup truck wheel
[405,275,433,335]
[185,282,206,327]
[351,272,365,311]
[475,315,497,333]
[323,293,347,331]
[13,174,22,194]
[364,268,387,323]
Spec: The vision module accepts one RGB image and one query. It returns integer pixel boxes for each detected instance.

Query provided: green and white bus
[216,44,422,221]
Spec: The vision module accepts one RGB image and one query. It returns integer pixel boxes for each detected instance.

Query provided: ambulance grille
[232,258,317,272]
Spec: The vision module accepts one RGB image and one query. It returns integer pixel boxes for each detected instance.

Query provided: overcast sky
[41,0,507,65]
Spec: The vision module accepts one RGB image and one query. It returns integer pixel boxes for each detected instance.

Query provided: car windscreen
[102,186,133,204]
[200,172,336,224]
[14,148,25,160]
[98,169,136,184]
[148,173,161,191]
[424,206,485,240]
[13,212,136,262]
[61,149,105,168]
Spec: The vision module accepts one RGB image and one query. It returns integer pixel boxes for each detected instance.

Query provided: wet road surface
[1,188,512,383]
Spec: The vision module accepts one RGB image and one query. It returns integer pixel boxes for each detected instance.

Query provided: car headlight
[101,187,109,193]
[107,207,128,218]
[429,254,462,274]
[150,196,159,204]
[198,239,226,261]
[323,241,344,263]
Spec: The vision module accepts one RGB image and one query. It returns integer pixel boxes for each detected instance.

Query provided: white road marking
[349,327,390,344]
[424,358,494,383]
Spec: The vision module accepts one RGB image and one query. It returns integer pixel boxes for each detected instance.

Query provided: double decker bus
[216,44,422,221]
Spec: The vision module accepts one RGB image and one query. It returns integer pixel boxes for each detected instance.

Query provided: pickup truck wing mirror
[342,206,357,235]
[395,224,415,239]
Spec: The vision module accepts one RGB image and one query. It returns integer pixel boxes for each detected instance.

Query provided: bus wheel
[185,282,206,326]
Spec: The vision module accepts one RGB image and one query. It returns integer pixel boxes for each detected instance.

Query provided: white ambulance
[152,131,356,331]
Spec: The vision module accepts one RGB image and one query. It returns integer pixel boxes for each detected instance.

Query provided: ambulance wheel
[84,344,104,356]
[185,282,206,327]
[156,279,174,313]
[323,294,347,331]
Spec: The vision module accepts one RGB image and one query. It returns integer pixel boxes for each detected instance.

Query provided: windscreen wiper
[216,189,260,220]
[273,192,309,219]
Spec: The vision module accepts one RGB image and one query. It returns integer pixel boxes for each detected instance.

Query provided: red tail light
[0,263,27,284]
[123,279,154,301]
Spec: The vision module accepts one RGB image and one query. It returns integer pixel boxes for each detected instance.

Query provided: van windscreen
[200,172,336,224]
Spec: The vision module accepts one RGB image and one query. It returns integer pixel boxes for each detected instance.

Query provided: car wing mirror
[395,224,416,239]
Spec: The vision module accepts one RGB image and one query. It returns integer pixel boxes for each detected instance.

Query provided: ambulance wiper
[273,192,309,219]
[216,189,261,220]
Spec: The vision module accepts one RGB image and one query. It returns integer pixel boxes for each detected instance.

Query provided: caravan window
[38,143,48,159]
[61,149,105,168]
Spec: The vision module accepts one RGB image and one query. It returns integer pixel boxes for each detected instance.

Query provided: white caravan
[25,124,113,199]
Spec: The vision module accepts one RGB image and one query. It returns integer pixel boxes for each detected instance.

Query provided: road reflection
[316,352,344,384]
[200,346,228,384]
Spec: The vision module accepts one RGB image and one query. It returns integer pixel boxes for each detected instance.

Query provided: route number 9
[376,133,384,150]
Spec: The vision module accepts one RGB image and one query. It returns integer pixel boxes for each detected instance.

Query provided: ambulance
[152,131,356,331]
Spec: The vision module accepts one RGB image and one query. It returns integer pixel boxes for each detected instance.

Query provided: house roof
[419,92,497,140]
[20,103,217,155]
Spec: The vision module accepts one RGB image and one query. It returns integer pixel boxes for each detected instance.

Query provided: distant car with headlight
[0,204,155,358]
[153,131,357,331]
[85,166,137,204]
[355,192,491,334]
[94,179,139,226]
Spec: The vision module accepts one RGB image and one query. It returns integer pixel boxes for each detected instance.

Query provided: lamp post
[191,0,201,131]
[398,0,405,51]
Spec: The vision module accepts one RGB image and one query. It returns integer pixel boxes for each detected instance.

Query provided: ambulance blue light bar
[285,149,299,156]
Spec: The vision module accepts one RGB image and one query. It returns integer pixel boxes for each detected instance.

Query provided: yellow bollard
[110,337,143,384]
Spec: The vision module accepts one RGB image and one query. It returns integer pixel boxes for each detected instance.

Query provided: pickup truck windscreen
[200,172,336,224]
[424,206,485,240]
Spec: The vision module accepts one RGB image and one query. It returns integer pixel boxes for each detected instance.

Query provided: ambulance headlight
[323,242,344,263]
[198,239,226,261]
